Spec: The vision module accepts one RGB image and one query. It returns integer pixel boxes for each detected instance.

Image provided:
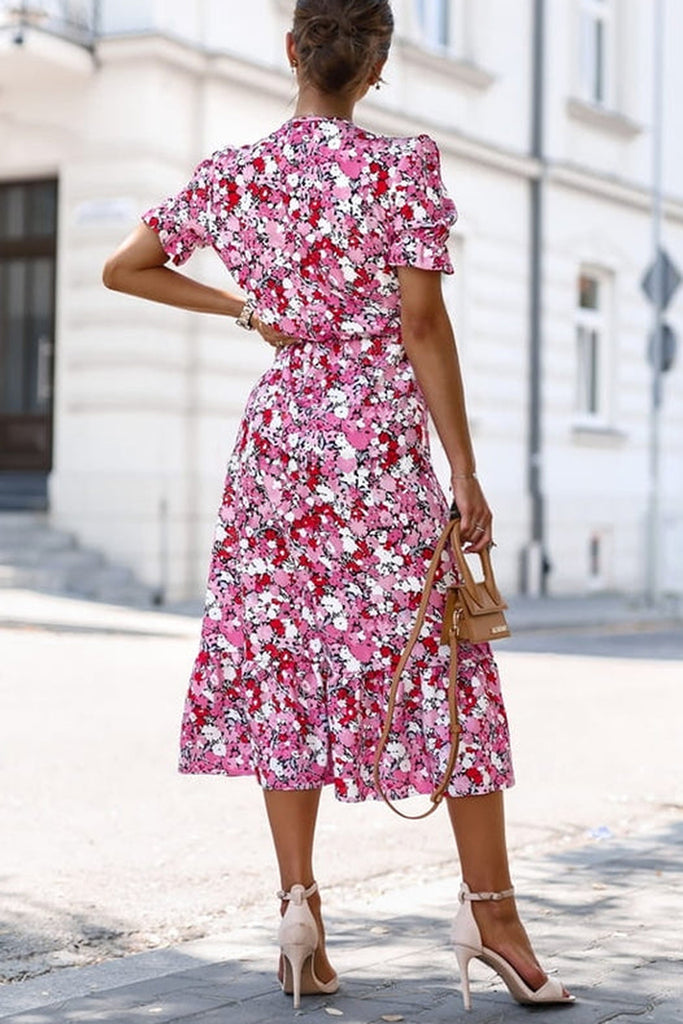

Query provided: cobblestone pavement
[0,820,680,1022]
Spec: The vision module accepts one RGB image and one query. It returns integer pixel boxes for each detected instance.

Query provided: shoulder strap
[372,517,461,819]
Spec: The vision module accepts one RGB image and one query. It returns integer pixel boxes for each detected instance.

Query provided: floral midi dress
[143,116,514,803]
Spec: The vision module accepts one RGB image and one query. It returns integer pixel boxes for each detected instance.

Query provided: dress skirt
[179,332,514,803]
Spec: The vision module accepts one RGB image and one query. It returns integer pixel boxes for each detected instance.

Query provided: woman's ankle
[471,897,518,925]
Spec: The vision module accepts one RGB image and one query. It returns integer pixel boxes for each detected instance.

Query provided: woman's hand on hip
[451,476,493,553]
[252,315,300,350]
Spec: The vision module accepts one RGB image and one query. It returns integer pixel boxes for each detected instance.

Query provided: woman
[103,0,573,1011]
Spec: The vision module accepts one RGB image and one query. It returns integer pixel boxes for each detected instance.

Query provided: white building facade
[1,0,682,601]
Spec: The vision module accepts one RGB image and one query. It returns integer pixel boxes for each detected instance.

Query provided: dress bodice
[143,117,457,343]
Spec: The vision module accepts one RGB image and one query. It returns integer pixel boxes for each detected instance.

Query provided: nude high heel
[277,881,339,1009]
[452,882,575,1010]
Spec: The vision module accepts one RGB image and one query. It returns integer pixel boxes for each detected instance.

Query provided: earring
[375,81,381,90]
[290,61,298,73]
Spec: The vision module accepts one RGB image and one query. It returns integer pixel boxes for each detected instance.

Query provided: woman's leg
[263,788,336,984]
[447,791,558,992]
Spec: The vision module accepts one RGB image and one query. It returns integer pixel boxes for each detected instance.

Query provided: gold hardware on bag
[373,502,510,819]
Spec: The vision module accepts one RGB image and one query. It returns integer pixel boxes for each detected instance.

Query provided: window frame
[574,267,613,427]
[412,0,465,58]
[0,177,58,473]
[578,0,615,107]
[586,527,613,591]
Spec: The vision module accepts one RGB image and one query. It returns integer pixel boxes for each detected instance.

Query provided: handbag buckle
[449,607,463,638]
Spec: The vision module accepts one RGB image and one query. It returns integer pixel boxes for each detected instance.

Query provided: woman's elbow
[102,254,126,291]
[401,308,449,346]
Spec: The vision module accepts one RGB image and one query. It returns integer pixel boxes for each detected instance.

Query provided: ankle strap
[277,881,318,901]
[459,883,515,903]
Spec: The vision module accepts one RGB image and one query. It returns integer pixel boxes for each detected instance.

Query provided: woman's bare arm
[398,265,492,550]
[102,223,243,315]
[102,223,295,344]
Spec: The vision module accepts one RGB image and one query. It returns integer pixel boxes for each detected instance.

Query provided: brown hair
[292,0,394,95]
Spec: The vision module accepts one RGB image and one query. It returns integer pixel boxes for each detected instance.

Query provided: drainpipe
[523,0,547,595]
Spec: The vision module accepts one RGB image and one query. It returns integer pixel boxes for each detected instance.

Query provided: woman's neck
[293,85,356,122]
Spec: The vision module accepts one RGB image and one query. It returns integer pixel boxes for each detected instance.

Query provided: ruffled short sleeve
[387,134,457,274]
[142,156,216,266]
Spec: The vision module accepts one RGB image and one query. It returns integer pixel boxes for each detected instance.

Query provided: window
[414,0,464,54]
[587,530,612,590]
[406,1,493,88]
[579,0,613,105]
[0,180,57,474]
[575,270,610,421]
[416,0,450,49]
[589,533,600,577]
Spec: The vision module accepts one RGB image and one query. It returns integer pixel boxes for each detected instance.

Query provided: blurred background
[1,0,682,605]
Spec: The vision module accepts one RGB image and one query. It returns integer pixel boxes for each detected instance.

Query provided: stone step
[0,511,49,529]
[0,472,48,511]
[0,512,155,608]
[0,515,75,551]
[0,533,82,561]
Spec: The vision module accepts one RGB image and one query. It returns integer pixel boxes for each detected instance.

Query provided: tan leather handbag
[373,502,510,819]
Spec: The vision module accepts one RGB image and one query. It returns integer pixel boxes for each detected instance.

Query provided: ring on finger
[473,525,485,534]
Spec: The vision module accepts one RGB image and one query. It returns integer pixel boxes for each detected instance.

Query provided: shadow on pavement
[0,825,681,1021]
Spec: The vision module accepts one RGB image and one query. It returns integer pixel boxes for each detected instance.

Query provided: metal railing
[0,0,99,48]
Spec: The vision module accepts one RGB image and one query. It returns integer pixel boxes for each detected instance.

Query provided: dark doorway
[0,179,57,509]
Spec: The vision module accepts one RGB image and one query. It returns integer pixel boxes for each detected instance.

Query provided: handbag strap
[448,519,503,608]
[372,515,462,820]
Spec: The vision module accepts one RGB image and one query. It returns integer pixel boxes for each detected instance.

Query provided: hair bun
[306,14,341,46]
[293,0,393,95]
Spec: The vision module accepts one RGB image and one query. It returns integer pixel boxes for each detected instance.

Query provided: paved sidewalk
[1,586,680,638]
[1,819,680,1023]
[505,592,681,632]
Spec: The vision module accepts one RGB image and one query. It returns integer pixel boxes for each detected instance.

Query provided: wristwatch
[236,300,256,331]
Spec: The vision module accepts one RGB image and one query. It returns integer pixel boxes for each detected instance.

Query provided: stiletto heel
[277,882,339,1008]
[281,937,309,1009]
[455,944,474,1011]
[452,882,575,1009]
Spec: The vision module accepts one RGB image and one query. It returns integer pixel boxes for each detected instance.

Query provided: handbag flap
[459,582,508,617]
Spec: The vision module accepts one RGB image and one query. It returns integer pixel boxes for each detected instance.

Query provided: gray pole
[525,0,546,595]
[645,0,665,606]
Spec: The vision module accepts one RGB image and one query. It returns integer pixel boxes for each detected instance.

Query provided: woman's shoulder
[391,132,441,160]
[192,126,442,176]
[360,129,441,167]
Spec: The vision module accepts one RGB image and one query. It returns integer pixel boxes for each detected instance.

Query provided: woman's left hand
[451,475,493,553]
[252,314,300,350]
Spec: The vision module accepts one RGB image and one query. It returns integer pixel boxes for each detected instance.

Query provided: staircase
[0,512,157,607]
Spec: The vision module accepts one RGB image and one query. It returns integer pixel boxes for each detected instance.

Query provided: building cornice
[396,39,496,91]
[97,33,210,76]
[548,162,683,224]
[95,34,683,221]
[97,35,539,180]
